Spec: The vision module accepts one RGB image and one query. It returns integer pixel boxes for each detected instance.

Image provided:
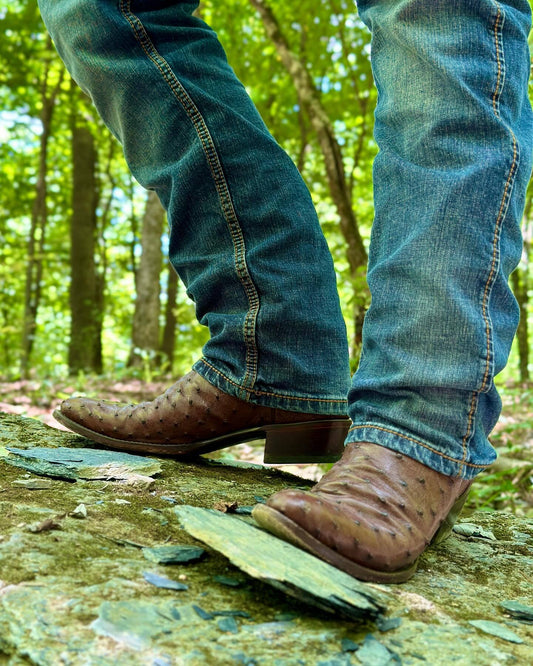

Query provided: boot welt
[53,409,350,464]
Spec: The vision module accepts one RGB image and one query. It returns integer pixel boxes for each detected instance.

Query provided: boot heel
[431,487,471,545]
[263,419,349,464]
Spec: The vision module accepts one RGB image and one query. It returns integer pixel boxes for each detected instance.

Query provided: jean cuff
[194,358,349,416]
[346,422,492,480]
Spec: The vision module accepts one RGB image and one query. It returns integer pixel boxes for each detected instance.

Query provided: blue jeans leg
[349,0,533,478]
[37,0,351,414]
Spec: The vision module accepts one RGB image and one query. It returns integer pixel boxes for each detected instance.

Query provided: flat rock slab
[175,505,389,621]
[3,446,162,481]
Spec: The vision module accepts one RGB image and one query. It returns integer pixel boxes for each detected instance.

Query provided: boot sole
[252,487,471,584]
[53,410,350,464]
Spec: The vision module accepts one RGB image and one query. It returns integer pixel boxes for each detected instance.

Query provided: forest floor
[0,375,532,516]
[0,400,532,665]
[0,378,532,664]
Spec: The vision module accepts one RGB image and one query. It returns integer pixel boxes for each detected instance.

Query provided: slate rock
[142,545,206,565]
[317,657,353,666]
[213,610,251,619]
[468,620,524,644]
[453,523,496,541]
[376,616,402,632]
[142,571,188,591]
[5,446,161,481]
[12,478,53,489]
[217,616,239,633]
[355,635,401,665]
[213,575,243,587]
[341,638,359,653]
[91,600,176,650]
[175,505,389,621]
[193,605,214,620]
[500,600,533,623]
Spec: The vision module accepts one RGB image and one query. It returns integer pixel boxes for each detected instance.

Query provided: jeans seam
[349,424,488,469]
[200,358,347,404]
[459,1,520,475]
[118,0,260,391]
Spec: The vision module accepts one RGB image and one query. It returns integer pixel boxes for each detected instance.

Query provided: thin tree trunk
[20,41,64,377]
[249,0,367,274]
[512,192,532,384]
[248,0,369,356]
[69,87,102,374]
[160,264,180,369]
[511,268,529,384]
[129,190,166,368]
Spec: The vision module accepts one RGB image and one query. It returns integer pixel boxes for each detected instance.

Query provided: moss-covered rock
[0,413,532,665]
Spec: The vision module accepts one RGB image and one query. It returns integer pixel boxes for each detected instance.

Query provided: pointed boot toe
[253,442,472,583]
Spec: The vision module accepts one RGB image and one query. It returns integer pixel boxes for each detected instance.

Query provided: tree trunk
[20,41,64,378]
[511,191,532,384]
[511,268,529,384]
[68,96,102,375]
[248,0,369,354]
[129,190,166,369]
[160,264,180,370]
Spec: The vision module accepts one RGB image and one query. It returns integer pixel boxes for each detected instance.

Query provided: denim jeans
[39,0,532,479]
[38,0,351,415]
[348,0,533,478]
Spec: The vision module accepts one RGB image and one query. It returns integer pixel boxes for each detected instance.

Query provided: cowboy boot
[253,442,471,582]
[53,370,350,463]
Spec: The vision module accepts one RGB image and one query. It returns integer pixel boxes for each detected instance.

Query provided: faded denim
[38,0,351,414]
[38,0,533,479]
[349,0,533,478]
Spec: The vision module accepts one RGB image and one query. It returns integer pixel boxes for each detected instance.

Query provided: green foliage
[0,0,532,392]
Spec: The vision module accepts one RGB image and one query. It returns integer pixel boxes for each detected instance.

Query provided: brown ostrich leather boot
[53,370,350,464]
[253,442,471,582]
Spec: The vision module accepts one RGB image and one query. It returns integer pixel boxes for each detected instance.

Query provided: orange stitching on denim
[349,424,487,469]
[200,359,347,404]
[119,0,260,390]
[459,392,479,476]
[491,5,503,117]
[459,2,519,475]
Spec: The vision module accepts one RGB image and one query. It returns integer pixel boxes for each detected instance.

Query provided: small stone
[12,478,53,489]
[27,517,62,533]
[160,496,178,504]
[453,523,496,540]
[468,620,524,644]
[213,575,242,588]
[355,634,401,665]
[500,600,533,623]
[274,612,297,622]
[234,506,254,515]
[376,616,402,632]
[114,499,131,505]
[142,545,206,565]
[341,638,359,652]
[193,605,214,620]
[142,571,188,591]
[71,503,88,519]
[214,500,239,513]
[213,610,251,619]
[217,616,239,633]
